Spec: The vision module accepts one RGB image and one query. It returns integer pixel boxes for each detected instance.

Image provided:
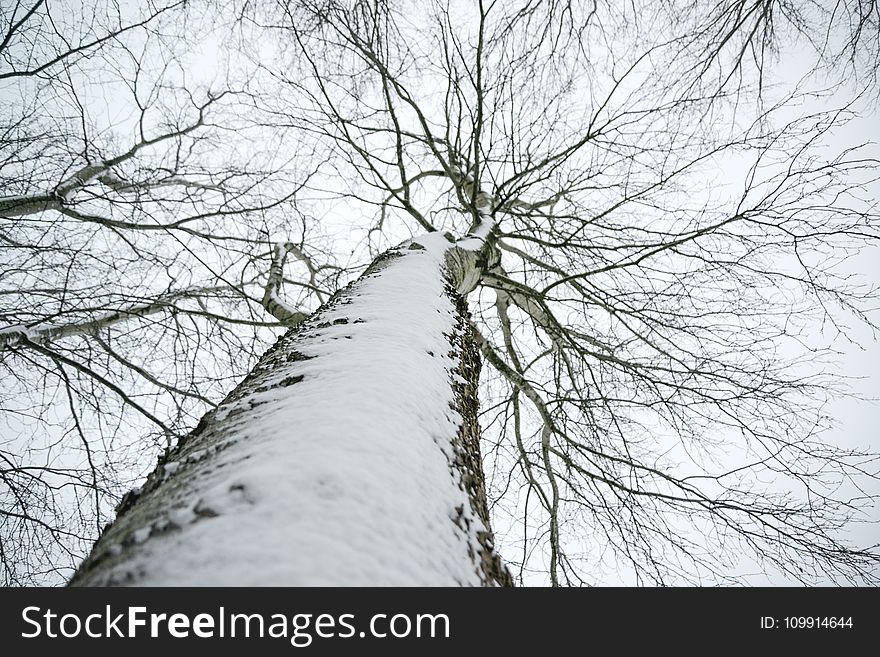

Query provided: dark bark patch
[446,284,514,587]
[115,488,141,515]
[193,501,219,519]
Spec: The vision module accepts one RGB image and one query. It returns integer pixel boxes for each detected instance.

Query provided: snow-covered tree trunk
[68,233,512,586]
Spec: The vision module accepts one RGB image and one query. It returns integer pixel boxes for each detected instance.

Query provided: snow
[0,324,28,336]
[468,211,496,241]
[455,236,485,252]
[80,233,492,585]
[457,209,495,253]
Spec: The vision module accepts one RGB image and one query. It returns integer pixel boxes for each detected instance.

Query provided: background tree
[3,0,880,585]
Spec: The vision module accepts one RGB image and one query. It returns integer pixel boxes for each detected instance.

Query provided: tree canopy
[1,0,879,585]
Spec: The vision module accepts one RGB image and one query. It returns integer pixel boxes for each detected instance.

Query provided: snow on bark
[69,232,511,586]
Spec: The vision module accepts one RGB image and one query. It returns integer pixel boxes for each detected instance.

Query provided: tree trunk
[68,233,512,586]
